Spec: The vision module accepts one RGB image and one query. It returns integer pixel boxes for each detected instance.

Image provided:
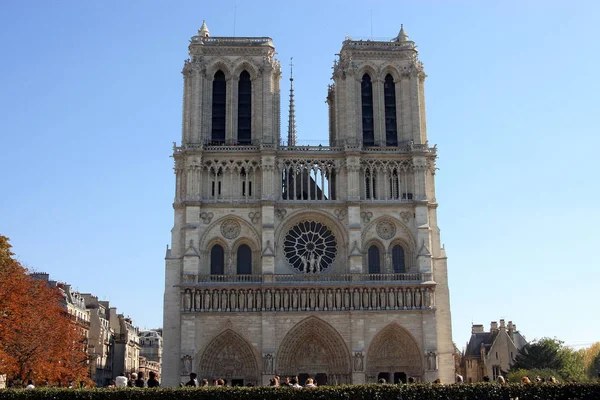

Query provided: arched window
[236,244,252,275]
[210,244,225,275]
[365,169,377,200]
[384,74,398,146]
[237,70,252,144]
[392,245,406,273]
[211,70,226,144]
[361,74,374,146]
[368,245,381,274]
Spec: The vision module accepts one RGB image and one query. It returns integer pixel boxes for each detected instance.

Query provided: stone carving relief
[199,330,259,383]
[183,286,433,313]
[248,212,261,224]
[220,219,241,239]
[399,211,411,223]
[334,208,347,221]
[376,220,397,240]
[274,208,287,221]
[360,211,373,223]
[200,212,214,224]
[366,324,423,377]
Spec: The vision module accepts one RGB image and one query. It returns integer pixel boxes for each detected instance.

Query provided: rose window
[283,221,337,273]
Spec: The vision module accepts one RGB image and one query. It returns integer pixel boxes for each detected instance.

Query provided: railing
[183,273,426,285]
[190,36,273,46]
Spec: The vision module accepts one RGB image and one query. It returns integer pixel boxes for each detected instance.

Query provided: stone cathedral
[162,21,454,386]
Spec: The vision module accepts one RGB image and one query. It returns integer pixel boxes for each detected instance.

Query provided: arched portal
[366,324,423,382]
[198,329,259,385]
[276,316,351,384]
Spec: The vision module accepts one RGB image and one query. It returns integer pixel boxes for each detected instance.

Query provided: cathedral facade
[162,22,454,386]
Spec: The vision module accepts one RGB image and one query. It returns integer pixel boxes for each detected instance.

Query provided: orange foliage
[0,235,90,385]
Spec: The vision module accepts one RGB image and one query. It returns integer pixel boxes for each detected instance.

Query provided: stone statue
[300,289,307,310]
[204,290,211,311]
[388,289,395,310]
[335,289,342,310]
[316,254,323,272]
[283,289,289,310]
[239,289,246,310]
[274,290,281,310]
[326,289,333,310]
[181,355,193,375]
[292,289,298,310]
[353,352,364,371]
[424,288,432,308]
[265,289,272,310]
[247,289,254,310]
[427,351,437,371]
[362,289,369,309]
[263,353,273,373]
[344,289,351,309]
[397,289,404,309]
[212,290,219,310]
[194,289,201,310]
[318,289,325,310]
[229,290,237,310]
[414,289,422,308]
[256,289,262,310]
[301,255,309,273]
[221,290,228,310]
[309,252,317,273]
[370,288,377,309]
[353,289,360,310]
[184,290,191,310]
[405,289,412,309]
[379,288,386,309]
[309,289,316,309]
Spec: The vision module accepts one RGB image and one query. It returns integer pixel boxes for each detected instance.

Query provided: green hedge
[1,383,600,400]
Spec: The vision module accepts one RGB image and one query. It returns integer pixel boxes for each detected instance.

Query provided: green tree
[511,337,565,371]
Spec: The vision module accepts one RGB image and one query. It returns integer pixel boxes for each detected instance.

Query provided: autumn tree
[0,235,90,385]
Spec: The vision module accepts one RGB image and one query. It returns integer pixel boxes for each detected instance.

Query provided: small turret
[198,20,210,38]
[395,24,409,42]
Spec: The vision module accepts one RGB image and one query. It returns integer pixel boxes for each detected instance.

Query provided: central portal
[276,317,351,383]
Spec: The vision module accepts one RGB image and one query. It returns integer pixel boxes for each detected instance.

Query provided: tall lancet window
[361,74,375,146]
[238,70,252,144]
[236,244,252,275]
[211,70,226,144]
[210,244,225,275]
[368,245,381,274]
[384,74,398,146]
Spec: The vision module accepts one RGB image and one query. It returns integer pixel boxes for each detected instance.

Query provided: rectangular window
[212,182,215,197]
[218,181,222,196]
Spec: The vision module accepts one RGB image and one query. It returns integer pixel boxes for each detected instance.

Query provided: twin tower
[162,21,454,386]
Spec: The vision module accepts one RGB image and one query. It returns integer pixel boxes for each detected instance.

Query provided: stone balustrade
[180,284,435,313]
[184,273,428,284]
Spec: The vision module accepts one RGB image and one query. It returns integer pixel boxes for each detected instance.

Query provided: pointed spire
[396,24,409,42]
[198,20,210,38]
[287,57,297,146]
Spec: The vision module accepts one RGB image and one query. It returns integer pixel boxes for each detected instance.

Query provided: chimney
[472,324,484,334]
[500,319,506,329]
[507,320,514,340]
[490,321,498,332]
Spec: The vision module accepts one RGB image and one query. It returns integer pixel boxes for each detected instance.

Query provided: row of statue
[182,286,434,312]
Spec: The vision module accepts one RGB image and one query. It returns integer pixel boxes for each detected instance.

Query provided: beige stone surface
[162,23,454,386]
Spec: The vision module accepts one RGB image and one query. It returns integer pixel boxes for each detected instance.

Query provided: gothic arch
[361,216,416,250]
[356,64,378,82]
[206,58,233,80]
[198,329,260,383]
[200,215,261,252]
[276,316,351,380]
[232,59,259,80]
[366,323,423,379]
[378,65,402,82]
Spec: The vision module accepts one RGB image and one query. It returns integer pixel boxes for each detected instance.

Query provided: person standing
[147,371,160,388]
[115,373,128,387]
[185,372,198,387]
[135,372,147,388]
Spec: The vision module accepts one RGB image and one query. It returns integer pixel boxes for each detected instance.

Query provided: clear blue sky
[1,1,599,351]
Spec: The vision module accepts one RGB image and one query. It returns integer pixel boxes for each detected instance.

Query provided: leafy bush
[1,383,600,400]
